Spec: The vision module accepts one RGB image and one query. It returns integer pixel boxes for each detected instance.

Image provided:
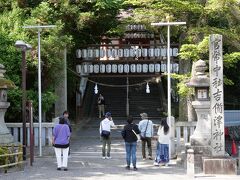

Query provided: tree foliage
[0,0,240,121]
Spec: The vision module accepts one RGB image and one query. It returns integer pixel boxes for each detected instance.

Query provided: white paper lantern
[88,49,93,58]
[142,49,148,57]
[118,49,123,57]
[136,64,142,73]
[148,48,154,57]
[107,49,112,58]
[112,49,117,58]
[82,49,87,58]
[112,64,117,73]
[124,64,129,73]
[89,64,94,73]
[130,64,136,73]
[83,64,89,74]
[170,48,173,57]
[154,48,161,57]
[100,49,105,58]
[94,49,100,58]
[76,49,81,58]
[173,48,178,57]
[143,64,148,73]
[94,64,99,73]
[76,65,81,73]
[106,64,111,73]
[161,64,167,72]
[136,49,141,57]
[100,64,105,73]
[161,48,167,57]
[124,49,129,57]
[149,64,155,73]
[155,64,161,72]
[118,64,123,73]
[129,49,135,57]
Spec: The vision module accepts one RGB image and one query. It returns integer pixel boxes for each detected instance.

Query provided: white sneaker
[102,156,106,159]
[106,156,111,159]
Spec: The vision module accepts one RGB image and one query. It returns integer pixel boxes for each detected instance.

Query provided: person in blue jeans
[121,116,140,171]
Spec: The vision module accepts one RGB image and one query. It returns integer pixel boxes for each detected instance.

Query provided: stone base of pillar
[185,144,212,174]
[203,158,237,175]
[0,133,14,144]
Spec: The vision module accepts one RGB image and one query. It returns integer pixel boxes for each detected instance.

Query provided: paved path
[1,120,240,180]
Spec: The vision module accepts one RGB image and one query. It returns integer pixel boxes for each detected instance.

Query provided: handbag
[100,122,110,138]
[141,120,149,141]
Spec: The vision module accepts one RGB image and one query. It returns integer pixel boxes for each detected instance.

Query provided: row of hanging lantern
[126,24,146,31]
[94,82,150,94]
[124,33,154,39]
[76,47,178,59]
[76,63,179,74]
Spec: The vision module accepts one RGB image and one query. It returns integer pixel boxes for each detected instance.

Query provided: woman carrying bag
[154,119,170,166]
[53,117,71,171]
[121,116,140,171]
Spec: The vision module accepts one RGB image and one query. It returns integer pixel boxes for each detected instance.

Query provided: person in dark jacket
[61,110,72,133]
[121,116,140,171]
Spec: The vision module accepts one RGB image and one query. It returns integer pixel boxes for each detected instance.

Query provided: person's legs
[141,140,146,159]
[154,141,161,165]
[131,142,137,167]
[98,105,101,118]
[62,147,69,168]
[163,144,169,163]
[101,104,105,117]
[54,148,62,168]
[102,137,107,157]
[146,137,152,158]
[106,137,111,158]
[125,142,131,167]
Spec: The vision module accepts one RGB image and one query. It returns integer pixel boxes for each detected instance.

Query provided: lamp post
[151,19,186,160]
[15,40,32,160]
[23,25,56,156]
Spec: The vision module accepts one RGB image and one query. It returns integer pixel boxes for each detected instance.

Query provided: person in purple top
[53,117,71,171]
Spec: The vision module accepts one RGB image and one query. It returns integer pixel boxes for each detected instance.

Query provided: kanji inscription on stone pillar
[209,34,225,156]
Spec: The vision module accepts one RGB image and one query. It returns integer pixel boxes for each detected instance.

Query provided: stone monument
[0,64,15,144]
[185,35,237,175]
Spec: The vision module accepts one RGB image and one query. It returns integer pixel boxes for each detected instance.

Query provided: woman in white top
[154,119,170,166]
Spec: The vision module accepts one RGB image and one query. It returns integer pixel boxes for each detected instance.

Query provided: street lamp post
[15,40,32,160]
[23,25,56,156]
[151,19,186,160]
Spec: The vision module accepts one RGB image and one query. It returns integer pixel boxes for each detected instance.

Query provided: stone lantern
[186,59,212,173]
[187,59,211,147]
[0,64,15,144]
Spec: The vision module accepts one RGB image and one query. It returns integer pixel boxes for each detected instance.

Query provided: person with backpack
[121,116,140,171]
[99,112,115,159]
[154,119,170,166]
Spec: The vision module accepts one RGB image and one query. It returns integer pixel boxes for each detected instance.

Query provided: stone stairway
[81,77,166,119]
